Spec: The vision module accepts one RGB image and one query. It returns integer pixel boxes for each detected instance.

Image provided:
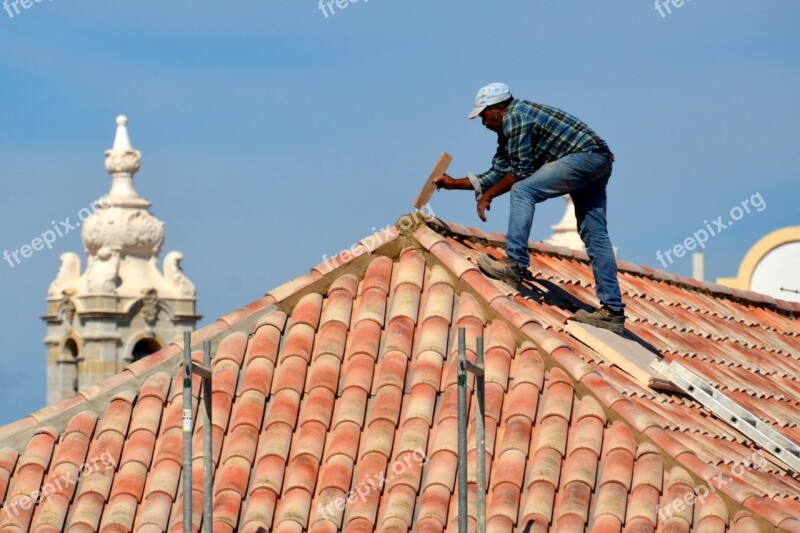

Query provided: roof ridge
[426,218,800,316]
[408,221,793,531]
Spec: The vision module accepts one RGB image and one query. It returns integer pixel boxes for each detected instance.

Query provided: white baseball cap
[468,82,512,119]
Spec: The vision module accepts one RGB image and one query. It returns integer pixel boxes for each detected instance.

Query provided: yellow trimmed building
[718,226,800,303]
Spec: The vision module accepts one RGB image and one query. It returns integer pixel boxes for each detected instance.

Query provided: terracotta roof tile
[247,319,285,366]
[264,390,299,442]
[554,480,592,528]
[349,320,382,366]
[416,482,450,531]
[462,269,510,306]
[250,452,286,498]
[537,416,570,457]
[561,447,597,490]
[297,387,335,430]
[382,315,416,359]
[568,406,604,457]
[540,373,574,421]
[594,479,629,524]
[319,287,355,332]
[329,391,367,448]
[19,433,56,472]
[502,382,538,427]
[134,487,174,530]
[626,483,659,529]
[599,448,635,493]
[421,449,456,495]
[510,347,546,390]
[209,487,242,529]
[378,483,416,530]
[356,417,390,464]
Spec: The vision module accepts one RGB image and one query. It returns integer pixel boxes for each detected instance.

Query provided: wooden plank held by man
[413,151,453,209]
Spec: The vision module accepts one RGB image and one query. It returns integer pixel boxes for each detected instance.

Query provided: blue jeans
[505,152,624,313]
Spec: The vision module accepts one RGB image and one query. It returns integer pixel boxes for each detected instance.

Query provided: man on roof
[433,82,626,333]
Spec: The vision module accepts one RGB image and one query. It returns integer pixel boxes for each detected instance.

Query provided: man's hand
[433,174,454,190]
[476,174,517,221]
[477,194,492,222]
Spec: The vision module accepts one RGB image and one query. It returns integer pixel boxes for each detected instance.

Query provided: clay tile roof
[2,215,799,532]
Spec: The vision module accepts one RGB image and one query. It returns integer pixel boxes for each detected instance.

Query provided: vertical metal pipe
[182,332,192,533]
[457,327,468,533]
[203,340,213,532]
[476,336,486,533]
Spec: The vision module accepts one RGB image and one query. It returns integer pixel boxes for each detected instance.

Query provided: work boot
[573,306,626,334]
[477,254,526,288]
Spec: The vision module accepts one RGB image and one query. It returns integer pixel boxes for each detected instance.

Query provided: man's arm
[432,131,517,221]
[432,174,473,190]
[433,172,516,222]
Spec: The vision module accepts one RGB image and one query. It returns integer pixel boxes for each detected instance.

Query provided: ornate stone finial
[112,115,133,150]
[81,115,165,265]
[104,115,145,203]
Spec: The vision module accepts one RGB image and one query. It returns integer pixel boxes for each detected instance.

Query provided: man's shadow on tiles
[519,276,593,313]
[519,276,661,352]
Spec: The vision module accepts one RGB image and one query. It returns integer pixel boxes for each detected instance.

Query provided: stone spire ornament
[545,195,619,257]
[104,115,147,205]
[546,195,586,252]
[43,115,200,405]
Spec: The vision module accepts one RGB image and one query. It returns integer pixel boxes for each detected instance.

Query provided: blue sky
[0,1,798,425]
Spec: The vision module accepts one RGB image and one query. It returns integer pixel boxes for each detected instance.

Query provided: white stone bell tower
[43,115,200,404]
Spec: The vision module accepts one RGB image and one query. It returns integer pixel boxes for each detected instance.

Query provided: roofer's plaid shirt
[471,99,611,196]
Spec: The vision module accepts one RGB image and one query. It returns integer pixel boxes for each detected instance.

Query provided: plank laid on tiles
[413,151,453,209]
[564,321,675,390]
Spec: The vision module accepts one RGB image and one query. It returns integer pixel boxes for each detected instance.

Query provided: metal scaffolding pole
[457,328,468,533]
[182,332,214,532]
[202,340,213,531]
[456,328,487,533]
[475,336,486,533]
[182,332,193,533]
